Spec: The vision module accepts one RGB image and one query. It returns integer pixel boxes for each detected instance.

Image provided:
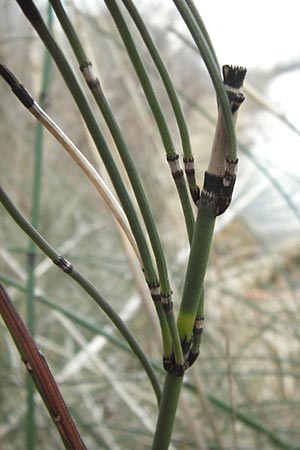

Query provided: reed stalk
[25,5,53,448]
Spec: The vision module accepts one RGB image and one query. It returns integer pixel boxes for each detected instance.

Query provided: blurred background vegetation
[0,1,299,449]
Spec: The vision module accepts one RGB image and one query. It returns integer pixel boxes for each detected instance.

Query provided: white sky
[193,0,300,70]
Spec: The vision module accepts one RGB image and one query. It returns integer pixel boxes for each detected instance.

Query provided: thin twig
[0,283,88,450]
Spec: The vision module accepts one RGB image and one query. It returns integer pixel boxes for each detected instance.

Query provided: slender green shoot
[177,208,216,343]
[185,0,220,68]
[14,0,157,288]
[0,184,162,405]
[14,0,177,362]
[120,0,200,202]
[104,0,195,242]
[121,0,192,158]
[48,0,181,362]
[177,65,246,344]
[172,0,237,161]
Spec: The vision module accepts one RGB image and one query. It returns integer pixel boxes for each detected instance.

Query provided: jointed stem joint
[55,256,73,274]
[167,154,183,179]
[183,156,200,205]
[161,292,173,311]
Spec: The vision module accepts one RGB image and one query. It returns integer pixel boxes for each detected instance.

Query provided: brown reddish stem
[0,283,87,450]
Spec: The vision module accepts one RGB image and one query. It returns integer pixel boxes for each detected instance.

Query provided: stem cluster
[0,1,247,449]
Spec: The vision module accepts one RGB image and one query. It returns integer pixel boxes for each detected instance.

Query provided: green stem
[104,0,174,156]
[0,185,162,405]
[177,204,215,343]
[185,0,220,68]
[151,373,183,450]
[121,0,192,158]
[26,5,53,449]
[15,0,157,289]
[104,0,195,241]
[48,0,174,358]
[172,0,237,161]
[14,0,177,361]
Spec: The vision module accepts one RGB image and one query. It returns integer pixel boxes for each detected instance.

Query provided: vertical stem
[151,373,183,450]
[172,0,237,161]
[177,206,215,343]
[104,0,195,241]
[25,5,53,449]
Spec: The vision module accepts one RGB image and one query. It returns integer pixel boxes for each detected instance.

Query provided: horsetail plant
[0,1,247,449]
[24,5,53,448]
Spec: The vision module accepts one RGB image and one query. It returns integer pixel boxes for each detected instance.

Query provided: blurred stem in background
[25,4,53,449]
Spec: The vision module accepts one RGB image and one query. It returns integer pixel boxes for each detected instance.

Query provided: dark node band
[163,358,186,376]
[201,171,236,216]
[183,156,194,163]
[161,299,173,312]
[183,156,200,204]
[0,64,34,109]
[222,65,246,113]
[166,153,179,162]
[193,315,204,334]
[80,61,100,89]
[87,78,100,89]
[56,256,73,274]
[160,291,173,311]
[27,252,36,268]
[79,61,92,71]
[187,351,199,367]
[227,92,245,113]
[181,338,192,356]
[13,84,35,109]
[201,172,223,209]
[184,167,195,176]
[163,355,174,373]
[190,186,201,206]
[151,294,161,303]
[171,169,183,179]
[174,363,186,377]
[147,281,160,289]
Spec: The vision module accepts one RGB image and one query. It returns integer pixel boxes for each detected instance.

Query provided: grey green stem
[48,0,175,359]
[14,0,176,359]
[120,0,192,159]
[25,5,53,449]
[0,184,162,405]
[172,0,237,161]
[151,373,183,450]
[104,0,195,243]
